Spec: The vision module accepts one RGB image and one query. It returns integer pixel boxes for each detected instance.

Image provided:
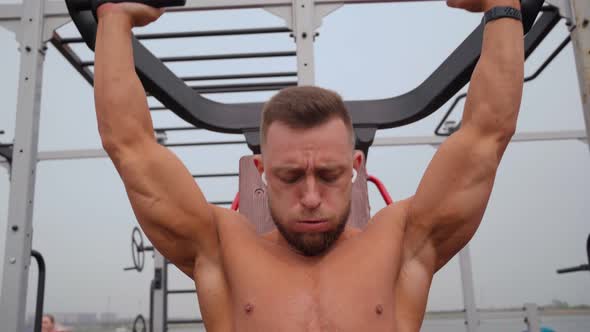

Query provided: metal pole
[0,130,583,167]
[152,251,167,332]
[0,1,47,331]
[570,0,590,153]
[31,250,46,332]
[149,280,154,332]
[459,246,479,332]
[293,0,316,85]
[523,303,541,332]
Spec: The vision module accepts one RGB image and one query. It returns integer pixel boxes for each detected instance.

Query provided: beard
[269,201,351,257]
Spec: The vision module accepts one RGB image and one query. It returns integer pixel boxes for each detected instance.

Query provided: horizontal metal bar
[150,51,298,62]
[165,140,246,147]
[149,106,168,111]
[51,33,95,86]
[60,26,290,43]
[557,265,590,274]
[0,2,72,22]
[3,130,583,166]
[509,130,588,142]
[193,173,239,179]
[316,0,441,5]
[373,130,588,147]
[167,318,204,325]
[190,81,296,94]
[209,201,234,205]
[181,71,297,82]
[165,0,442,12]
[0,4,22,21]
[81,51,296,67]
[167,289,196,294]
[155,126,201,132]
[170,0,295,11]
[424,309,540,321]
[37,149,108,161]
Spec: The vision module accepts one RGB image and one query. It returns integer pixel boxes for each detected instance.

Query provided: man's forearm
[462,0,524,140]
[94,12,155,152]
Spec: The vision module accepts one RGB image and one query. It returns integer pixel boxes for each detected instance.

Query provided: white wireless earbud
[261,172,268,186]
[351,169,357,184]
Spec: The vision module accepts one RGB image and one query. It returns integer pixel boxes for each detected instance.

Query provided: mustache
[295,213,329,221]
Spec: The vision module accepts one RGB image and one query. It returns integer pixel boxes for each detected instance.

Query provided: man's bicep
[113,141,220,273]
[406,126,503,269]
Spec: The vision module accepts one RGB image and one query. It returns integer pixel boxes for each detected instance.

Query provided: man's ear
[253,154,264,176]
[353,150,364,174]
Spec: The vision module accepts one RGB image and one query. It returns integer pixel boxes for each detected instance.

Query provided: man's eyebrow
[271,166,305,173]
[272,165,346,173]
[316,164,347,171]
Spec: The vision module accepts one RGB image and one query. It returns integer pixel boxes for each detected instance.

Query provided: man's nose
[300,176,321,210]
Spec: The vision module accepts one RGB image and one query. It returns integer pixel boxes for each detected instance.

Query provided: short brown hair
[260,86,354,148]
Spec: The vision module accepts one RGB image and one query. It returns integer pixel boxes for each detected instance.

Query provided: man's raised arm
[94,4,221,277]
[402,0,525,272]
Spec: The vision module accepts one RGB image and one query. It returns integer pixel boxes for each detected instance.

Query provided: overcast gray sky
[0,0,589,322]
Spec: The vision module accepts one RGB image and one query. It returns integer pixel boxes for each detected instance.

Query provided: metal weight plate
[131,226,145,272]
[133,314,146,332]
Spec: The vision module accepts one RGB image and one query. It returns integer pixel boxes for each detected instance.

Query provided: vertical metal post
[152,251,167,332]
[0,1,47,331]
[524,303,541,332]
[31,250,46,332]
[459,245,479,332]
[293,0,316,85]
[570,0,590,151]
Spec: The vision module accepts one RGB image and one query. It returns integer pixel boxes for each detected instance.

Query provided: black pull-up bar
[0,144,13,163]
[64,0,557,155]
[557,234,590,275]
[435,18,574,137]
[67,0,186,12]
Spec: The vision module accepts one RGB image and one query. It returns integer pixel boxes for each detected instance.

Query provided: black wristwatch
[483,6,522,25]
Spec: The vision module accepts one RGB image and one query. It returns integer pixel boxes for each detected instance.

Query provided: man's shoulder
[212,205,259,237]
[212,205,252,225]
[368,198,412,228]
[346,199,413,248]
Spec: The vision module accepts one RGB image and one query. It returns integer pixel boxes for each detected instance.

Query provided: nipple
[376,304,383,315]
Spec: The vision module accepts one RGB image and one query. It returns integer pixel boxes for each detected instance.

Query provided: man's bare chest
[217,232,401,331]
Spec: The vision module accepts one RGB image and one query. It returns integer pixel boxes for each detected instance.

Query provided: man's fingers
[446,0,473,9]
[446,0,485,12]
[446,0,462,8]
